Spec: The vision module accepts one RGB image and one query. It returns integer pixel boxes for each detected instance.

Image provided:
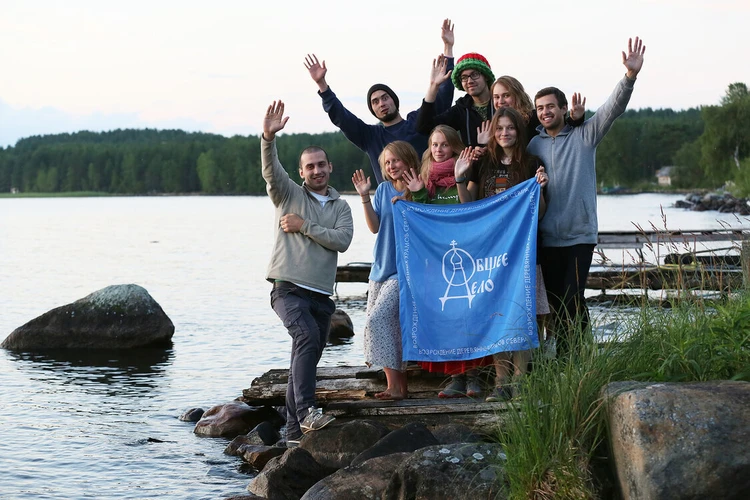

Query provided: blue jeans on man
[270,281,335,440]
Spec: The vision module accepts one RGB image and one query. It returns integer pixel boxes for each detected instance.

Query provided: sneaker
[438,375,466,398]
[485,386,513,402]
[466,376,483,398]
[300,407,335,434]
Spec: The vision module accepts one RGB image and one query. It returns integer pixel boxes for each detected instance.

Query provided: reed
[494,290,750,499]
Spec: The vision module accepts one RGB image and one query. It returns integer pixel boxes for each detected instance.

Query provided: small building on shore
[655,166,676,186]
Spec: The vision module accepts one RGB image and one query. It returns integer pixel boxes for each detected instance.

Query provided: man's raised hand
[622,37,646,79]
[441,18,454,55]
[263,101,289,141]
[570,93,587,121]
[304,54,329,91]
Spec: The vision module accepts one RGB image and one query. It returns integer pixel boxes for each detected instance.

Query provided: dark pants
[270,281,334,439]
[539,244,595,358]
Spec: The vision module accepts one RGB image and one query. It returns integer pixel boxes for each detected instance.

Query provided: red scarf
[427,158,456,198]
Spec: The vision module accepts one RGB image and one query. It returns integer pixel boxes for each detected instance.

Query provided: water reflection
[7,348,174,396]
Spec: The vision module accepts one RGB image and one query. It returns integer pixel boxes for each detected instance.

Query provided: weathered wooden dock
[336,230,750,292]
[241,365,511,434]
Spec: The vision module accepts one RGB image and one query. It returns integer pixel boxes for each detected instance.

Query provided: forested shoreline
[1,83,747,196]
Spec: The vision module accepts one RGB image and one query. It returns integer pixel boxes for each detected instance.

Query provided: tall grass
[494,292,750,499]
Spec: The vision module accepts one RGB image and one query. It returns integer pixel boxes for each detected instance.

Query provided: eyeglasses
[459,72,482,83]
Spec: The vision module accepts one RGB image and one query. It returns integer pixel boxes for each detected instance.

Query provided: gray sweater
[261,137,353,295]
[528,76,635,247]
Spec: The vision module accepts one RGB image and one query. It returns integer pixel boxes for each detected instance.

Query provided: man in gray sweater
[261,100,354,445]
[528,37,646,357]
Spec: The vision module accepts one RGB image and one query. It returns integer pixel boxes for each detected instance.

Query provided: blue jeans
[270,281,334,439]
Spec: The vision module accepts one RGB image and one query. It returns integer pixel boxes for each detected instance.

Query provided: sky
[2,0,749,148]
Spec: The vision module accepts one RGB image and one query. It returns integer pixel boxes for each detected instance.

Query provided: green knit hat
[452,52,495,91]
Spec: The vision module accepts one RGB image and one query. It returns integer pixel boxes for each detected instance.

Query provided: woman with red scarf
[401,124,492,398]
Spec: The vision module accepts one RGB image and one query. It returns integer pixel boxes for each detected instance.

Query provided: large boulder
[605,380,750,500]
[383,442,507,499]
[248,447,336,500]
[2,284,174,349]
[350,421,439,466]
[301,452,411,500]
[298,419,392,469]
[194,402,284,439]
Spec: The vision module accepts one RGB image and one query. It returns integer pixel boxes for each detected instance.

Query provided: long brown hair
[492,76,534,122]
[481,107,536,195]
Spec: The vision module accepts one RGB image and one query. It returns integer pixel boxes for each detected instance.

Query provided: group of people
[261,19,646,444]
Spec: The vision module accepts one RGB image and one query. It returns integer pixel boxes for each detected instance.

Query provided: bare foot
[374,390,405,400]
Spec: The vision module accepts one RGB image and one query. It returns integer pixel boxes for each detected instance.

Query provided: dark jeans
[270,281,334,439]
[539,244,595,358]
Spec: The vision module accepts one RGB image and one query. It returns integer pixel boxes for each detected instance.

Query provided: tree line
[0,84,746,195]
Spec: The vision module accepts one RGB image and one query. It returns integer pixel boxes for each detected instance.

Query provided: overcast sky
[1,0,748,147]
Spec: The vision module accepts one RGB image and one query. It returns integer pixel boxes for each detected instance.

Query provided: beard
[380,110,400,123]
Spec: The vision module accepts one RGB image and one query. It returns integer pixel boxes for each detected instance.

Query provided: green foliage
[596,107,703,187]
[698,82,750,189]
[495,292,750,498]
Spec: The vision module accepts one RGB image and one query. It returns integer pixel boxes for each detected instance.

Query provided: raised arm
[261,100,293,204]
[304,54,329,93]
[425,55,453,104]
[441,18,454,58]
[262,100,290,142]
[352,169,380,234]
[623,36,646,80]
[455,147,477,203]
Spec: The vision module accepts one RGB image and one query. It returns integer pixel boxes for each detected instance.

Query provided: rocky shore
[183,380,750,500]
[675,191,750,215]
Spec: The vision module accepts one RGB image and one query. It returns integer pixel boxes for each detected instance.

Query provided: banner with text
[393,179,540,362]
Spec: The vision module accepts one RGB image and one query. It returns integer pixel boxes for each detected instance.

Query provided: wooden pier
[336,229,750,292]
[241,365,511,434]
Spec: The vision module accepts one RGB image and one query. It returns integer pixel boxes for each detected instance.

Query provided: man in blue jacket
[527,37,646,357]
[304,19,456,184]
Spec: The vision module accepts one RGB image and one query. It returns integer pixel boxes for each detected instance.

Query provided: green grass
[494,293,750,499]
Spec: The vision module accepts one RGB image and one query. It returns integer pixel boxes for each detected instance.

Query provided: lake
[0,193,744,499]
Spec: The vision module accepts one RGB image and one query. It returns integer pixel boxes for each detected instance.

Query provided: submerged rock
[1,284,174,350]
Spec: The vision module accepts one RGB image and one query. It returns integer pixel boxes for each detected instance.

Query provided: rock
[605,380,750,500]
[301,452,411,500]
[240,444,287,471]
[383,443,507,500]
[194,402,284,438]
[431,423,482,445]
[350,421,439,466]
[248,447,336,500]
[1,284,174,350]
[329,309,354,339]
[179,407,204,422]
[300,419,391,469]
[225,495,264,500]
[226,434,258,457]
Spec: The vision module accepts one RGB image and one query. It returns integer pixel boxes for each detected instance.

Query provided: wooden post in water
[742,241,750,289]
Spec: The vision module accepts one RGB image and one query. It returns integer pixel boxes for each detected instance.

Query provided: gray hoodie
[261,138,353,295]
[528,76,635,247]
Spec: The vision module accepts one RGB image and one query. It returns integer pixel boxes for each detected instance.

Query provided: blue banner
[393,179,540,362]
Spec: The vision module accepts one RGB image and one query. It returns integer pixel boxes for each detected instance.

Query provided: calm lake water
[0,194,744,499]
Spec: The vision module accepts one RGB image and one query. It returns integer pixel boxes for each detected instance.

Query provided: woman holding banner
[402,125,493,398]
[456,106,549,402]
[352,141,420,400]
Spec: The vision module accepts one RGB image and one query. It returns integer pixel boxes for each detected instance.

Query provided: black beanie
[366,84,399,117]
